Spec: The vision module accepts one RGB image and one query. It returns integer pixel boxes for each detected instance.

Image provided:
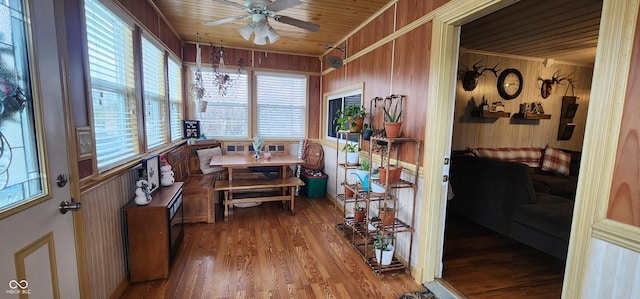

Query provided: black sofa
[448,153,579,260]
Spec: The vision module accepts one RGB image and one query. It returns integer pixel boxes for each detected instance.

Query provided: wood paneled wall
[80,168,139,299]
[321,0,449,164]
[607,15,640,226]
[117,0,181,56]
[452,52,593,151]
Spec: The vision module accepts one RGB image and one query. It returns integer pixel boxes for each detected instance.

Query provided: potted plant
[353,203,366,222]
[382,101,402,138]
[373,234,395,265]
[378,205,396,226]
[342,143,359,165]
[378,155,403,185]
[335,105,367,132]
[343,182,354,198]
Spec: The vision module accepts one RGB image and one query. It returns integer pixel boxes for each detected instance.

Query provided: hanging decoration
[210,41,244,97]
[190,33,207,112]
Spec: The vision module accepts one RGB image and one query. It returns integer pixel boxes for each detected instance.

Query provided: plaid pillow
[541,145,571,176]
[474,147,542,167]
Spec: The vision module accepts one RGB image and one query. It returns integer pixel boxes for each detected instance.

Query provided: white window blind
[193,67,249,138]
[85,0,138,170]
[142,37,167,149]
[256,72,306,139]
[168,57,183,142]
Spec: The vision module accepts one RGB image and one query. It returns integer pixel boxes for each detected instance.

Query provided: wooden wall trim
[563,0,639,297]
[592,220,640,253]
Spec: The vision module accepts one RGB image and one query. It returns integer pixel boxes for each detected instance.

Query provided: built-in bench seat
[215,177,305,221]
[165,140,295,223]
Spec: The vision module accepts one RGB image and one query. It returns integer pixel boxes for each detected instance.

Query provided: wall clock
[496,68,523,100]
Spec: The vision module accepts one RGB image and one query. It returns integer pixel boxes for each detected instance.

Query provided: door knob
[59,199,81,214]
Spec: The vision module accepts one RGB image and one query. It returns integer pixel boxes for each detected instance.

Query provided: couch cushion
[541,145,571,176]
[513,201,574,240]
[196,147,225,174]
[530,173,577,196]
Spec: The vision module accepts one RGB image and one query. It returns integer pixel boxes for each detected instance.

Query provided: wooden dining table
[209,154,304,180]
[210,153,306,221]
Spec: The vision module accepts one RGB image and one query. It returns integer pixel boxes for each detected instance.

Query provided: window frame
[140,34,168,150]
[323,83,364,144]
[254,71,308,140]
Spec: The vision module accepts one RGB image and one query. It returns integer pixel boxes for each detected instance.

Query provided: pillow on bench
[197,147,225,174]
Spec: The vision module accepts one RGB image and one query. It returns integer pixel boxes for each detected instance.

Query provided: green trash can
[300,172,328,198]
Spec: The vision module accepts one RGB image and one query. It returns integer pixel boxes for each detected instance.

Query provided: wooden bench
[214,177,305,221]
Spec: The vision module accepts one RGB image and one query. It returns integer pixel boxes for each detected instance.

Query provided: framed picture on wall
[142,155,160,194]
[183,120,200,139]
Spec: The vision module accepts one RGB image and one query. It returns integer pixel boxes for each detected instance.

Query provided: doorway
[418,0,610,296]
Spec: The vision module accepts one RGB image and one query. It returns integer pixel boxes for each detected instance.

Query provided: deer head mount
[462,60,500,91]
[538,70,573,99]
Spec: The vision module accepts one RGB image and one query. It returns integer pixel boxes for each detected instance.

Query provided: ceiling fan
[205,0,320,45]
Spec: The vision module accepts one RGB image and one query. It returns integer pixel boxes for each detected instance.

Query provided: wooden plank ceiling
[151,0,391,56]
[152,0,603,64]
[461,0,603,65]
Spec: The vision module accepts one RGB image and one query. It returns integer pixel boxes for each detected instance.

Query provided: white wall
[583,238,640,297]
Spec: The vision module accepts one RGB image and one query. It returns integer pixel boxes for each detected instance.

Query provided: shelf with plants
[334,95,420,276]
[364,135,421,276]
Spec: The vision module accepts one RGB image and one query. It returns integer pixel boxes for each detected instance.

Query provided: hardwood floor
[442,214,566,298]
[119,195,423,299]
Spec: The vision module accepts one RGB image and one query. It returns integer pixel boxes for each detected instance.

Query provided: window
[193,67,249,138]
[0,0,44,212]
[85,0,138,170]
[141,36,167,149]
[325,85,363,142]
[256,72,307,139]
[167,57,183,142]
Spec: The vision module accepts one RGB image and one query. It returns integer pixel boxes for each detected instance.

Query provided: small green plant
[358,158,370,171]
[373,234,394,251]
[342,143,359,153]
[354,203,365,211]
[334,105,366,131]
[382,101,402,123]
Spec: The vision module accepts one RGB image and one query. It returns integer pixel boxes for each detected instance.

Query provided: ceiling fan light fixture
[254,21,269,38]
[238,22,254,40]
[266,26,280,43]
[253,35,267,45]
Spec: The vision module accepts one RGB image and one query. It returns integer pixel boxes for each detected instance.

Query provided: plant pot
[375,245,395,265]
[348,116,364,132]
[377,166,403,184]
[379,209,395,226]
[354,209,366,222]
[346,152,359,165]
[344,186,354,197]
[363,128,373,140]
[384,122,402,138]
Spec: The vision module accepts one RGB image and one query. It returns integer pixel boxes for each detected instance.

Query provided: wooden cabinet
[124,182,184,282]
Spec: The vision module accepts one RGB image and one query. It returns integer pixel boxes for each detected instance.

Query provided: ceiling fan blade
[204,15,249,26]
[211,0,249,11]
[266,0,301,12]
[274,15,319,32]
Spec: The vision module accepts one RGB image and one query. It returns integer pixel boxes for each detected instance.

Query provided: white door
[0,0,80,298]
